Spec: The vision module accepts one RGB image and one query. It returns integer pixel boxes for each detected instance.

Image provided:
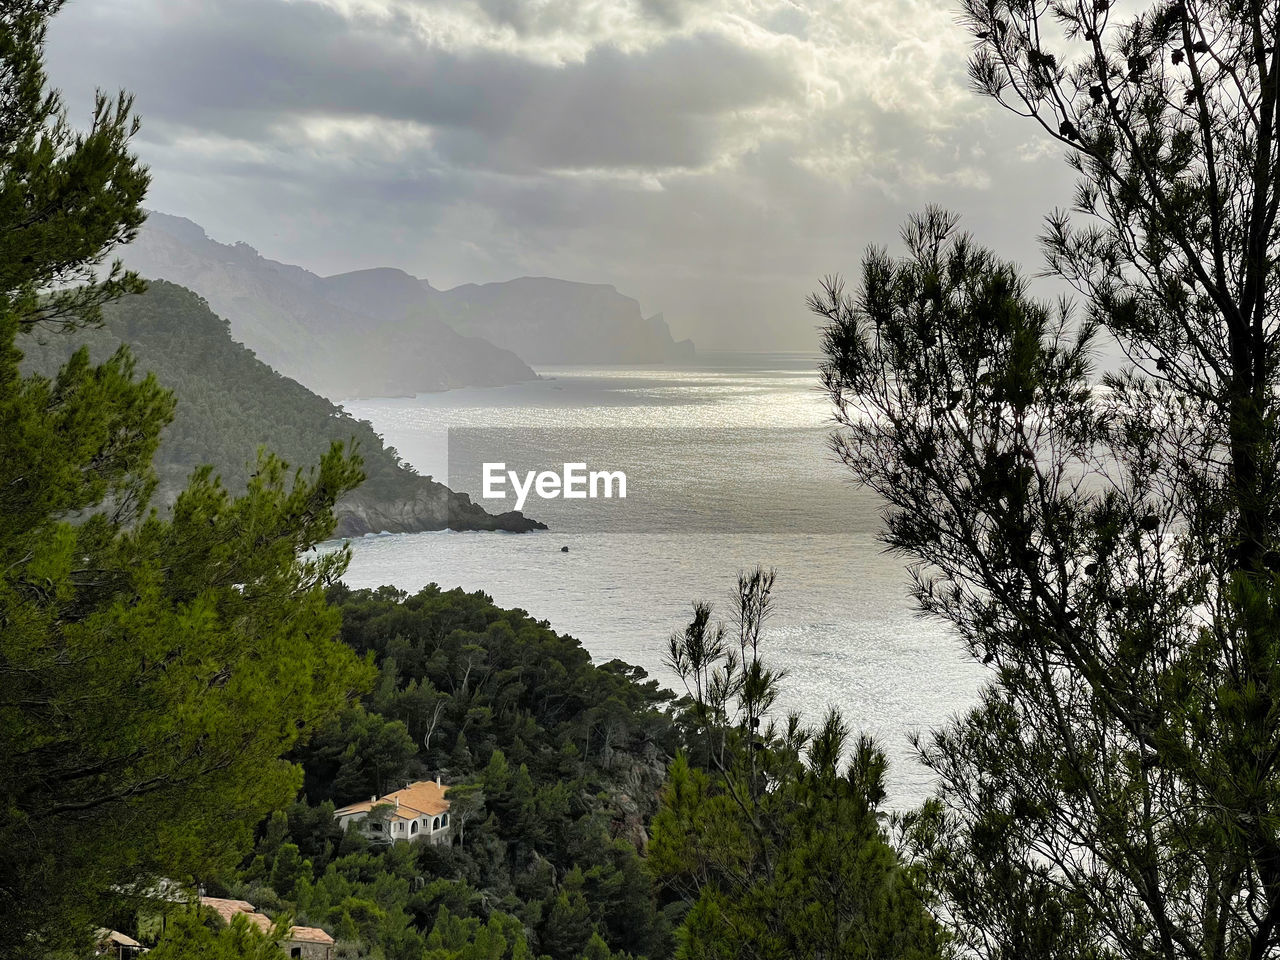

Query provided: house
[95,929,145,959]
[284,926,337,960]
[199,897,335,960]
[200,897,269,932]
[333,779,451,845]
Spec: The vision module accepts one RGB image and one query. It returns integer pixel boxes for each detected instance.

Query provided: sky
[46,0,1080,351]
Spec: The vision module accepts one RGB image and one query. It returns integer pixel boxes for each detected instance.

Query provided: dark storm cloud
[50,0,794,171]
[45,0,1078,350]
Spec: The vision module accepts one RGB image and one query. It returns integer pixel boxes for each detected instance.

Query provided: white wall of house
[336,809,450,845]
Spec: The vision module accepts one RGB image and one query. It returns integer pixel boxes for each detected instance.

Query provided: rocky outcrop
[647,314,696,362]
[336,481,546,537]
[602,751,671,856]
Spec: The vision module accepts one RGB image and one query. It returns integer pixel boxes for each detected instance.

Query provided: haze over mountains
[122,213,694,400]
[324,267,695,366]
[25,212,697,536]
[20,282,543,537]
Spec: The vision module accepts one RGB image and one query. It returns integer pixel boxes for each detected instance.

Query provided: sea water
[330,353,986,806]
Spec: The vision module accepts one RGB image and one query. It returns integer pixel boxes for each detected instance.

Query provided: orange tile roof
[289,926,336,944]
[383,780,449,818]
[200,896,272,933]
[200,896,337,943]
[97,929,142,948]
[335,781,450,821]
[333,799,375,816]
[200,897,256,924]
[244,914,273,934]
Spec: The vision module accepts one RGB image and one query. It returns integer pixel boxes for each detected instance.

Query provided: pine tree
[814,74,1280,960]
[650,571,947,960]
[540,867,596,960]
[0,3,372,953]
[148,910,290,960]
[816,0,1280,950]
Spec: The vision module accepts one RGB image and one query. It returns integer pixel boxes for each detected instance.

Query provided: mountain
[322,269,696,365]
[118,213,536,399]
[435,277,695,364]
[19,281,544,537]
[124,214,695,394]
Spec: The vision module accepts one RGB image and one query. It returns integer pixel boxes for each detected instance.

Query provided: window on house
[410,821,418,834]
[291,948,302,958]
[441,813,449,826]
[432,817,440,830]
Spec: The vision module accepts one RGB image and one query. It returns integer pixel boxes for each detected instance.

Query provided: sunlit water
[329,353,987,807]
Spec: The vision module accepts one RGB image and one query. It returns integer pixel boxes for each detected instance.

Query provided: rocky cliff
[120,213,536,399]
[336,484,544,537]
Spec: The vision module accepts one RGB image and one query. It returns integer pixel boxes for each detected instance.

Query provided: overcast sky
[46,0,1079,350]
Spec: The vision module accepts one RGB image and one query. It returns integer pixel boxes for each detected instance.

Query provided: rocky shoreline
[334,478,546,536]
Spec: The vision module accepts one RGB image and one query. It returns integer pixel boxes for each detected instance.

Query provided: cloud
[44,0,1076,349]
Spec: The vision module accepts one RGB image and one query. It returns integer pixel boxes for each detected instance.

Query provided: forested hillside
[19,281,542,536]
[208,584,682,960]
[130,579,943,960]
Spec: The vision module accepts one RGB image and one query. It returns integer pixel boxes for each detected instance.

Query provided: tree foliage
[814,120,1280,960]
[817,0,1280,951]
[0,0,148,334]
[0,4,372,953]
[186,585,676,960]
[147,909,291,960]
[650,570,947,960]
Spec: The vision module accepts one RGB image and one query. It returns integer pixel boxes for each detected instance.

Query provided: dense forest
[19,281,542,536]
[123,580,940,960]
[204,584,679,960]
[12,0,1280,955]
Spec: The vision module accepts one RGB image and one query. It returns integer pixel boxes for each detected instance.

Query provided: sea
[330,353,987,807]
